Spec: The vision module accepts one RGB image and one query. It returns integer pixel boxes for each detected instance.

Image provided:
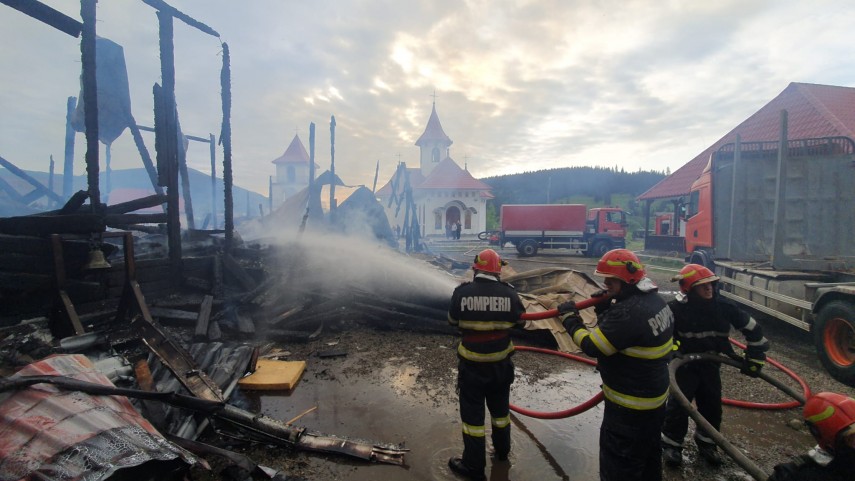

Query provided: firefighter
[660,263,769,467]
[768,392,855,480]
[558,248,674,481]
[447,248,526,481]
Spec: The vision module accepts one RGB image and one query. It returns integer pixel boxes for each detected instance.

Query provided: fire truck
[493,204,627,257]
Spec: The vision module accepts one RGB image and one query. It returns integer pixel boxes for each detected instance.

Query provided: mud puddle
[236,342,605,481]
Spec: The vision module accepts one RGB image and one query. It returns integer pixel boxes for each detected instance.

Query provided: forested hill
[482,166,665,207]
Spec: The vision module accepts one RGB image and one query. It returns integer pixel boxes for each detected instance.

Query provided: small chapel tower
[414,101,453,177]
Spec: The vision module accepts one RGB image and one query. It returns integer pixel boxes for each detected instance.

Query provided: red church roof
[417,157,493,193]
[415,103,452,147]
[638,82,855,201]
[272,134,311,165]
[376,167,426,196]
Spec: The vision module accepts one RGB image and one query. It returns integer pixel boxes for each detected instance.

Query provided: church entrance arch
[445,206,461,225]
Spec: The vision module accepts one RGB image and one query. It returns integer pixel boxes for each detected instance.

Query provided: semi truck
[683,118,855,386]
[495,204,627,257]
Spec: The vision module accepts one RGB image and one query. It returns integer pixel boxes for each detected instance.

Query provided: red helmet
[803,392,855,452]
[594,249,645,284]
[472,248,505,275]
[672,264,719,294]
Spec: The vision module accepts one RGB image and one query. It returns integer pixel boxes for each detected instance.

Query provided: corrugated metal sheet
[0,354,196,481]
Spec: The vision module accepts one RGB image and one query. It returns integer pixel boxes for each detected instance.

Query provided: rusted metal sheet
[0,354,196,481]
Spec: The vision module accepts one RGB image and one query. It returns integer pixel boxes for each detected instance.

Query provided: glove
[740,357,764,378]
[557,301,578,316]
[562,314,585,336]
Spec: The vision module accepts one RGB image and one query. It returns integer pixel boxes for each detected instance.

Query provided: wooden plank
[223,253,257,291]
[238,359,306,391]
[0,214,105,236]
[149,307,198,323]
[194,295,214,340]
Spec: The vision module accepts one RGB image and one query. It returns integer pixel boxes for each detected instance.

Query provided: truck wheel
[519,240,538,257]
[813,300,855,387]
[590,241,610,258]
[689,251,713,269]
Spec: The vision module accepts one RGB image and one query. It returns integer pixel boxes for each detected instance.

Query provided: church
[268,133,317,207]
[376,102,493,238]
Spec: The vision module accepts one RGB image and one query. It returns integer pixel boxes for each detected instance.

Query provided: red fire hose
[509,295,811,418]
[511,296,609,418]
[723,338,811,409]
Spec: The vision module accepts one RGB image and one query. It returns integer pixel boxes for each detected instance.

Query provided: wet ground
[200,245,852,481]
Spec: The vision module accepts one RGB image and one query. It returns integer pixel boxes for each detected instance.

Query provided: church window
[465,210,472,229]
[432,147,440,163]
[287,165,296,182]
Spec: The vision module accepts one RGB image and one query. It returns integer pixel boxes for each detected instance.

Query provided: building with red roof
[270,134,318,205]
[377,102,493,237]
[636,82,855,247]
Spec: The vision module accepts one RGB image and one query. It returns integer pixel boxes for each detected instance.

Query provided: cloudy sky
[1,0,853,196]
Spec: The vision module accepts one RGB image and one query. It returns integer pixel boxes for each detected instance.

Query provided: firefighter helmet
[803,392,855,452]
[672,263,719,294]
[594,249,645,284]
[472,248,505,275]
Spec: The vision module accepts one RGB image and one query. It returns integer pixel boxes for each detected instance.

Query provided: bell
[84,249,111,270]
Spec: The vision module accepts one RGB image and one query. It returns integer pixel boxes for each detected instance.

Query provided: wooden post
[176,117,196,229]
[156,10,182,282]
[127,120,165,197]
[80,0,100,211]
[63,96,77,199]
[329,115,336,219]
[221,42,234,252]
[209,133,217,229]
[48,155,55,206]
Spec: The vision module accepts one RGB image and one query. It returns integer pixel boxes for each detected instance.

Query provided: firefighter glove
[557,301,578,316]
[740,357,765,378]
[562,314,585,336]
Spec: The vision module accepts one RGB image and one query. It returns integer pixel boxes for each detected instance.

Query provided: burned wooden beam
[104,194,167,214]
[0,155,64,204]
[0,0,82,37]
[194,295,214,340]
[0,214,105,236]
[80,0,100,211]
[141,0,219,37]
[104,213,168,226]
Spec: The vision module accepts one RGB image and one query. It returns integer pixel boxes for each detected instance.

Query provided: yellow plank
[238,359,307,391]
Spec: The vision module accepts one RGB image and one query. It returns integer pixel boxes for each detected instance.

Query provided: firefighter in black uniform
[660,264,769,467]
[768,392,855,481]
[447,248,526,481]
[558,248,674,481]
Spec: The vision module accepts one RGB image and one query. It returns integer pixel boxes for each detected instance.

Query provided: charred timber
[0,214,105,236]
[0,0,82,37]
[141,0,220,37]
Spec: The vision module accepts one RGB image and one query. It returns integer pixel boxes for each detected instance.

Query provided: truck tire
[590,241,610,258]
[689,250,713,269]
[518,240,538,257]
[813,300,855,387]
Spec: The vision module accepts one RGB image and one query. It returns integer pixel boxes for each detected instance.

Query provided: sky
[2,0,854,197]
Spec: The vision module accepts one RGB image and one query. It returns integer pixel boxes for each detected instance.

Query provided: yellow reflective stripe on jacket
[492,415,510,428]
[572,328,590,347]
[602,384,669,410]
[621,338,674,359]
[590,328,618,355]
[448,313,459,326]
[457,320,516,331]
[458,342,515,362]
[462,423,486,437]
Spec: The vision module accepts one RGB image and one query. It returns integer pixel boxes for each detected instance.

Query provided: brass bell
[84,248,111,270]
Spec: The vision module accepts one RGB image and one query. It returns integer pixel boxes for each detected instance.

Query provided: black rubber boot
[663,446,682,467]
[448,457,486,481]
[697,442,723,466]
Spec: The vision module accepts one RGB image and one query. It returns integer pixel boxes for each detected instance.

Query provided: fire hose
[510,297,811,420]
[510,296,608,418]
